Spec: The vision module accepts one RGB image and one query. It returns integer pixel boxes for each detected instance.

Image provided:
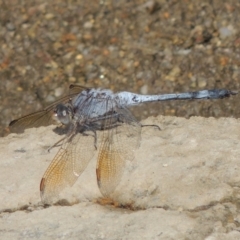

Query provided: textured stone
[1,116,240,239]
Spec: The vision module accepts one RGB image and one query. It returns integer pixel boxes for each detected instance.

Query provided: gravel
[1,0,240,136]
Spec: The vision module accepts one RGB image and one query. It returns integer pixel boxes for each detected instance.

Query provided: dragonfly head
[54,104,72,125]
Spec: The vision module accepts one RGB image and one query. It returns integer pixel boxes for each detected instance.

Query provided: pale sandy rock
[1,116,240,239]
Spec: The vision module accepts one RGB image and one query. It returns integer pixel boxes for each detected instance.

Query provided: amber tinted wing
[9,86,89,133]
[96,102,141,197]
[40,129,96,204]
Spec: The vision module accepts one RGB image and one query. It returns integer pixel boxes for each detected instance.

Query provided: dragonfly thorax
[72,88,118,119]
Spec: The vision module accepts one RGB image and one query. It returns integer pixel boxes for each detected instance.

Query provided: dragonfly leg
[93,130,97,150]
[47,136,67,152]
[82,128,98,150]
[88,130,97,150]
[49,123,76,152]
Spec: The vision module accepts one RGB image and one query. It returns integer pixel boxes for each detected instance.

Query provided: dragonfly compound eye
[55,104,71,125]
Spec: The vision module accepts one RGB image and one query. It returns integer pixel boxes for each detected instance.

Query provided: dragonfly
[9,85,237,204]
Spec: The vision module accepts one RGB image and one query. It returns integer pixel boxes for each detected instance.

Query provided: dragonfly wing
[96,105,141,197]
[40,129,96,204]
[8,86,88,133]
[9,109,56,133]
[68,84,90,95]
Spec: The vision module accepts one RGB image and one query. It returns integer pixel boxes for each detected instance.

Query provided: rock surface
[1,116,240,239]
